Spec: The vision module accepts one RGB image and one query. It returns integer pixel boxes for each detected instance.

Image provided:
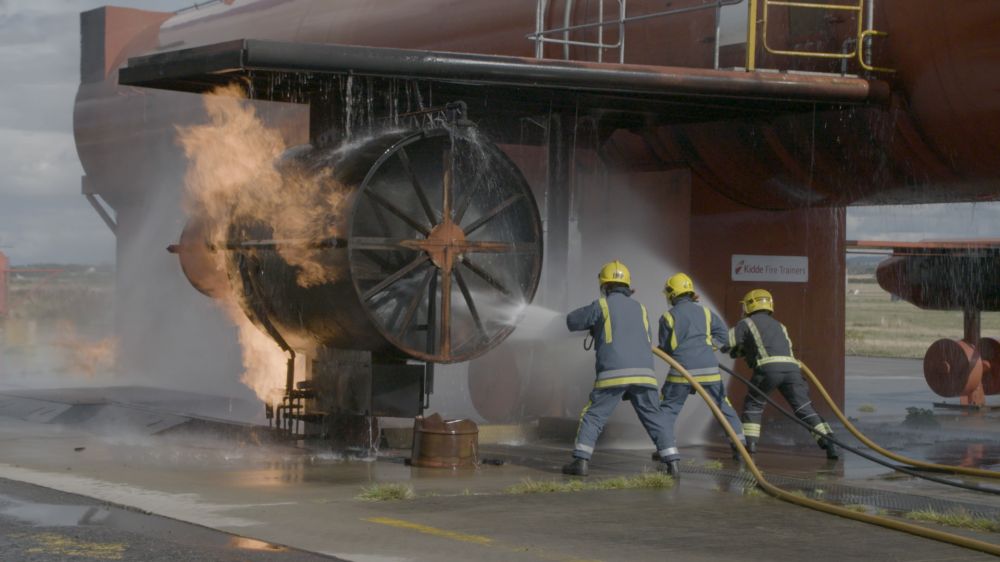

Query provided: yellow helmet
[742,289,774,315]
[663,273,694,300]
[598,260,631,288]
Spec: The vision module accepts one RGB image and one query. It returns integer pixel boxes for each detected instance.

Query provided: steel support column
[964,306,981,346]
[544,112,574,311]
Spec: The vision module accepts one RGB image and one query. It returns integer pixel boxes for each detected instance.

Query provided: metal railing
[530,0,744,68]
[531,0,892,73]
[748,0,893,71]
[532,0,628,63]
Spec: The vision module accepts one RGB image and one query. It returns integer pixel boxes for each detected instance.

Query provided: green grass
[842,505,889,516]
[504,472,674,495]
[681,459,723,470]
[903,509,1000,533]
[846,277,1000,358]
[356,483,416,501]
[879,471,913,481]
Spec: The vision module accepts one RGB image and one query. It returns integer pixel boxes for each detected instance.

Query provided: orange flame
[177,84,346,401]
[53,320,118,378]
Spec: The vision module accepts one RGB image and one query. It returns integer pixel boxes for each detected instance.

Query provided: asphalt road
[0,477,340,562]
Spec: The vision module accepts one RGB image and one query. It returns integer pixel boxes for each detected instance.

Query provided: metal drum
[923,339,983,398]
[978,337,1000,395]
[410,414,479,468]
[178,125,542,362]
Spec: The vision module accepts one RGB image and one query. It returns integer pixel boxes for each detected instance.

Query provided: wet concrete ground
[0,477,338,561]
[0,357,996,561]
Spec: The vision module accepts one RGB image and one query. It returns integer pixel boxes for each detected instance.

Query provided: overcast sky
[0,0,180,265]
[0,1,998,265]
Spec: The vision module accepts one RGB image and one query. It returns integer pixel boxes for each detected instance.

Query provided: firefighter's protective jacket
[658,295,728,383]
[566,286,655,388]
[728,311,799,374]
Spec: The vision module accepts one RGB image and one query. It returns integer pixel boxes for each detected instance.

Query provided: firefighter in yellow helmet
[726,289,839,459]
[562,260,675,476]
[656,273,745,477]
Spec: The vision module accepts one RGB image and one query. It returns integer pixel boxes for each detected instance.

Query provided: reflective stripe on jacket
[566,287,656,387]
[728,311,799,373]
[658,295,728,383]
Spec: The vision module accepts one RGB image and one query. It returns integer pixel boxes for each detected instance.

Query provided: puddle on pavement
[0,494,291,553]
[924,441,1000,470]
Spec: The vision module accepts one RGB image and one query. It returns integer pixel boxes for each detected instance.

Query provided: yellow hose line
[799,361,1000,480]
[652,348,1000,557]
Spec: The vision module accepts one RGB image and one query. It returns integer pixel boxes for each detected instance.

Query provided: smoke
[174,84,351,401]
[177,84,347,288]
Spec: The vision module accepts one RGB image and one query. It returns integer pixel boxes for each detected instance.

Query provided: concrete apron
[0,412,997,562]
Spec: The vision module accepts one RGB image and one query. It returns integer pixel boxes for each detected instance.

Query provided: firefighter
[562,260,675,476]
[726,289,840,459]
[657,273,745,477]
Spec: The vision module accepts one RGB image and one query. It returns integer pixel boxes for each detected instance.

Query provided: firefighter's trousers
[659,380,744,461]
[573,385,674,461]
[741,368,833,447]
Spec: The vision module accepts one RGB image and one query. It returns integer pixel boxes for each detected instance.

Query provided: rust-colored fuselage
[74,0,1000,418]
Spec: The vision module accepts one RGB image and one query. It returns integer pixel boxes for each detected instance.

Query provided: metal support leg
[544,112,573,311]
[963,307,981,347]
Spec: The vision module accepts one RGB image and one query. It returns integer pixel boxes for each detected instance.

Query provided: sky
[0,0,180,265]
[0,1,998,265]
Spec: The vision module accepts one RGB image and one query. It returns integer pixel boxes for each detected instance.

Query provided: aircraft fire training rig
[74,0,1000,438]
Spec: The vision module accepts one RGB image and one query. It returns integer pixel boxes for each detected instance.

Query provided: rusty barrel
[978,337,1000,395]
[410,413,478,468]
[923,339,983,397]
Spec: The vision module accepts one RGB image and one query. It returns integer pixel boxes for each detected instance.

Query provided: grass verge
[356,483,416,501]
[505,472,673,495]
[903,509,1000,533]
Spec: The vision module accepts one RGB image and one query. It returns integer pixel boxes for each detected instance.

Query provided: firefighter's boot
[822,437,840,460]
[657,459,681,479]
[562,458,589,476]
[745,438,758,455]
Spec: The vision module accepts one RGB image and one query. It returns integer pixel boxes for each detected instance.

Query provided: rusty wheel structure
[348,125,542,363]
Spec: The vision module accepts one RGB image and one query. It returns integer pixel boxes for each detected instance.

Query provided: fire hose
[651,347,1000,557]
[797,361,1000,480]
[716,364,1000,496]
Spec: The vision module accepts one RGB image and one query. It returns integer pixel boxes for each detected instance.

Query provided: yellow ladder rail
[765,0,863,59]
[746,0,894,72]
